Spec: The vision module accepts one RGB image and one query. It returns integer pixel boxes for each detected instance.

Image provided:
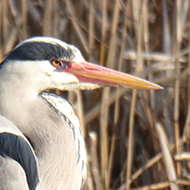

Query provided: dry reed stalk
[68,91,75,108]
[140,0,158,151]
[175,152,190,161]
[182,102,190,140]
[0,0,2,60]
[76,90,85,137]
[126,0,145,189]
[129,181,170,190]
[107,2,128,189]
[130,179,190,190]
[100,0,120,188]
[183,1,190,159]
[156,122,178,190]
[43,0,51,36]
[123,51,187,63]
[2,0,8,55]
[99,0,107,66]
[100,87,109,186]
[84,162,94,190]
[125,89,137,190]
[98,0,108,181]
[176,179,190,186]
[174,0,182,176]
[188,4,190,107]
[21,0,27,39]
[89,132,102,190]
[52,0,58,38]
[88,0,94,62]
[162,0,171,54]
[162,0,174,148]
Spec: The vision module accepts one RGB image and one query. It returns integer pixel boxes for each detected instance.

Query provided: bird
[0,37,162,190]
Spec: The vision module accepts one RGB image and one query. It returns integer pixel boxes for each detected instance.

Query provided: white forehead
[15,37,69,49]
[15,37,85,62]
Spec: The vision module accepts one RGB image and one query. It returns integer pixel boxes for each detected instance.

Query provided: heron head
[0,37,162,95]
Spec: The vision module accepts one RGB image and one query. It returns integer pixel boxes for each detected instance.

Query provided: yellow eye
[51,60,62,67]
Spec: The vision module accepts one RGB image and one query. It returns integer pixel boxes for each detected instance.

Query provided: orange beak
[60,61,163,90]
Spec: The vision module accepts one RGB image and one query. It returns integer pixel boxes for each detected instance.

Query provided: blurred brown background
[0,0,190,189]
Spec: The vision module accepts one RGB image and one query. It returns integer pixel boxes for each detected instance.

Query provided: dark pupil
[55,60,59,65]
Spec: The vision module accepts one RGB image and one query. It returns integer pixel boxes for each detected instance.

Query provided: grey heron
[0,37,162,190]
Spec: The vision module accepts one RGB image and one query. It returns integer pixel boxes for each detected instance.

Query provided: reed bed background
[0,0,190,189]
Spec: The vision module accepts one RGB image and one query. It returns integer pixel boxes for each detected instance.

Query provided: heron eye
[51,60,62,67]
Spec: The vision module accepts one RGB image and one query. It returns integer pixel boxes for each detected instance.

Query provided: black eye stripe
[4,42,73,61]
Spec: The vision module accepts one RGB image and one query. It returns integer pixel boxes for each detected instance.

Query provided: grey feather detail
[0,116,40,190]
[0,156,29,190]
[40,92,87,188]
